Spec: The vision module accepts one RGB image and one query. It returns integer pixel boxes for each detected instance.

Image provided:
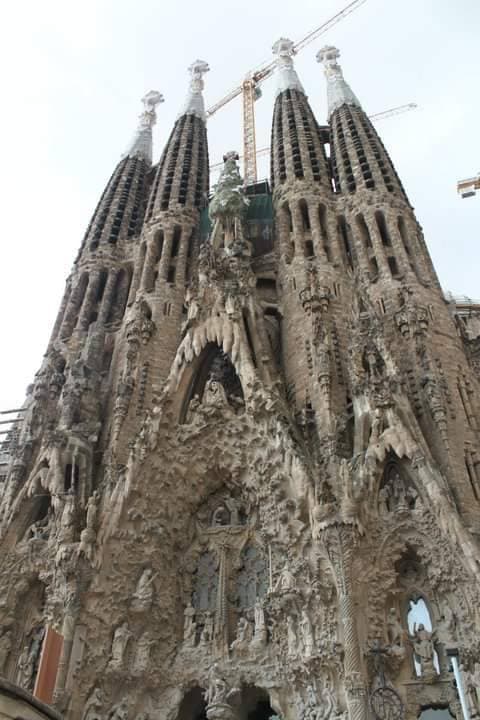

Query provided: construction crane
[457,173,480,199]
[210,103,418,174]
[206,0,368,185]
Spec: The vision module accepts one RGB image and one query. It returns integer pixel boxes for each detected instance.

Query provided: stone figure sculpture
[409,623,437,676]
[300,608,315,657]
[132,568,155,612]
[109,622,131,669]
[183,602,196,646]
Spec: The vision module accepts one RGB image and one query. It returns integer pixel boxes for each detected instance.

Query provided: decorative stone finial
[125,91,164,162]
[272,37,306,98]
[316,45,361,118]
[178,59,210,122]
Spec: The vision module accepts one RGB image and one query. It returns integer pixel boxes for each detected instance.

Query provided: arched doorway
[177,687,207,720]
[238,686,276,720]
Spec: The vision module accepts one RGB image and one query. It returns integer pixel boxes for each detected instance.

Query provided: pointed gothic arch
[179,342,244,423]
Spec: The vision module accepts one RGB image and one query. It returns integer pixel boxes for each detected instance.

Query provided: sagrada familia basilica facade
[0,35,479,720]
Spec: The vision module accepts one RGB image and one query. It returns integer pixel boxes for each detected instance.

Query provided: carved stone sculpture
[109,622,131,669]
[409,623,437,677]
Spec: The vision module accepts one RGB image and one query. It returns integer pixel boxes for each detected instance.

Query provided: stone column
[214,544,230,660]
[59,275,89,339]
[365,216,390,277]
[98,269,119,324]
[78,270,102,330]
[53,589,79,709]
[321,523,368,720]
[141,236,159,292]
[158,229,174,281]
[128,242,146,305]
[310,209,328,263]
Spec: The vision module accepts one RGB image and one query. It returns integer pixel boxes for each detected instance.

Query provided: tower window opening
[387,256,401,278]
[96,270,108,305]
[64,463,80,493]
[171,225,182,258]
[337,215,354,270]
[375,211,392,247]
[379,298,386,314]
[319,204,331,260]
[243,311,257,368]
[305,240,314,258]
[299,199,311,231]
[167,266,176,284]
[178,116,195,205]
[356,214,373,249]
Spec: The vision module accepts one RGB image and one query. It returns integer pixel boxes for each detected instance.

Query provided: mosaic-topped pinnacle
[178,59,210,122]
[125,90,164,162]
[316,45,361,119]
[272,37,306,99]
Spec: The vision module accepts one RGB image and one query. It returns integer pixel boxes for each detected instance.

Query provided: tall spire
[178,60,210,122]
[272,38,305,98]
[125,90,164,162]
[316,45,361,119]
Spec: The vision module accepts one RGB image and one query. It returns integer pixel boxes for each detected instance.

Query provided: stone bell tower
[1,35,480,720]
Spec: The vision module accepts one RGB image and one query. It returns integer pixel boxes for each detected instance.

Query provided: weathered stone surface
[0,49,479,720]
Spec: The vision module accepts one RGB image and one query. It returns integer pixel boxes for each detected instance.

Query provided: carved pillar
[98,269,119,324]
[53,588,79,708]
[141,237,158,292]
[365,217,390,277]
[310,210,328,263]
[214,543,230,659]
[158,229,174,281]
[60,275,89,339]
[321,523,368,720]
[78,270,102,330]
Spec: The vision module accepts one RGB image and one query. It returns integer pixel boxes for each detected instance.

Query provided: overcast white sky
[0,0,479,411]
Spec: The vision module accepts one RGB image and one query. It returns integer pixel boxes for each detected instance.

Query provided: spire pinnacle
[125,90,164,162]
[316,45,361,118]
[272,38,306,99]
[178,60,210,122]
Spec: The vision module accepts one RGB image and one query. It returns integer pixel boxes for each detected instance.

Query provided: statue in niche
[409,623,437,676]
[201,611,214,644]
[108,698,129,720]
[82,687,104,720]
[274,564,296,593]
[300,608,315,657]
[203,379,229,410]
[0,629,12,672]
[86,491,100,530]
[230,616,252,655]
[287,615,298,657]
[109,622,131,669]
[183,603,196,646]
[132,568,155,612]
[132,633,154,675]
[386,608,404,648]
[253,597,267,644]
